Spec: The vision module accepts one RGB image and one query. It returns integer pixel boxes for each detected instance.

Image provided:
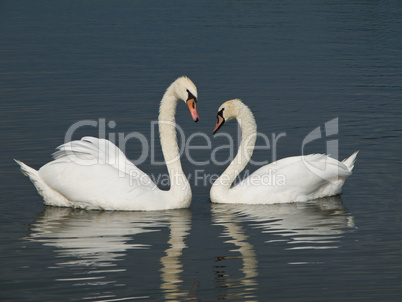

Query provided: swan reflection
[26,206,191,300]
[160,211,192,301]
[213,213,259,301]
[211,196,356,299]
[213,196,355,250]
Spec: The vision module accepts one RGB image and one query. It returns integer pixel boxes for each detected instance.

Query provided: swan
[16,76,199,211]
[210,99,358,204]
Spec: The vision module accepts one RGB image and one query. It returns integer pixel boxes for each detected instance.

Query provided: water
[1,1,402,301]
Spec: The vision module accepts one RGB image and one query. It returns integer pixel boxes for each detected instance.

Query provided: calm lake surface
[1,1,402,301]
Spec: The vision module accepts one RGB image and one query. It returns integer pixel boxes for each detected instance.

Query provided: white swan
[16,76,199,211]
[210,99,358,204]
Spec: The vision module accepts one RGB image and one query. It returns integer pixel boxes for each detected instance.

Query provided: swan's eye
[213,108,226,135]
[217,108,225,118]
[186,89,197,103]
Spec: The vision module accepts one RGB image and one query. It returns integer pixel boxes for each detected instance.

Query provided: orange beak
[213,114,225,135]
[187,98,199,122]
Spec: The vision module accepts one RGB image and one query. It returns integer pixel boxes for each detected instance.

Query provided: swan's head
[172,76,199,122]
[213,99,245,134]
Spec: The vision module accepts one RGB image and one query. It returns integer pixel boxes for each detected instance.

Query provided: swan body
[210,99,358,204]
[16,76,199,211]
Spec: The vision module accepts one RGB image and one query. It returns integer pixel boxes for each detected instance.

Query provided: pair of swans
[16,76,358,210]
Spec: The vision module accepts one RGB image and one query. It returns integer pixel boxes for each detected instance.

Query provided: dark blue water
[1,1,402,301]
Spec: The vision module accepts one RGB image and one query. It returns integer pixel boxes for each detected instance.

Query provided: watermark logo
[302,117,338,160]
[301,117,341,183]
[61,117,341,188]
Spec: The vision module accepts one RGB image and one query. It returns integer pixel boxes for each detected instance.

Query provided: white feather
[16,76,197,211]
[210,99,358,204]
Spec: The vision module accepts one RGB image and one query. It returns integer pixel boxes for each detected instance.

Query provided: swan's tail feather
[15,159,72,207]
[342,151,359,172]
[14,159,39,178]
[15,159,45,196]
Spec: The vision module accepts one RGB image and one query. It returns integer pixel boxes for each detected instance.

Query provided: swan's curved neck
[158,88,190,197]
[213,107,257,193]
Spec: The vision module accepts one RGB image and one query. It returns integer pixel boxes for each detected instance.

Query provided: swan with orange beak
[211,98,358,204]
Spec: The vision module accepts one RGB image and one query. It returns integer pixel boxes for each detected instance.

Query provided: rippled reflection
[26,206,191,301]
[213,196,356,250]
[211,196,356,299]
[213,212,259,301]
[159,210,192,301]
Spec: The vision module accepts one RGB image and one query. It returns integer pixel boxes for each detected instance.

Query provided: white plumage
[16,76,199,211]
[210,99,358,204]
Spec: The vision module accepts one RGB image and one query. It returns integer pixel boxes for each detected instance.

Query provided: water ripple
[212,196,356,251]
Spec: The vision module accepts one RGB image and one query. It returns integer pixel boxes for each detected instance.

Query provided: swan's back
[232,152,358,204]
[39,137,162,210]
[16,137,168,210]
